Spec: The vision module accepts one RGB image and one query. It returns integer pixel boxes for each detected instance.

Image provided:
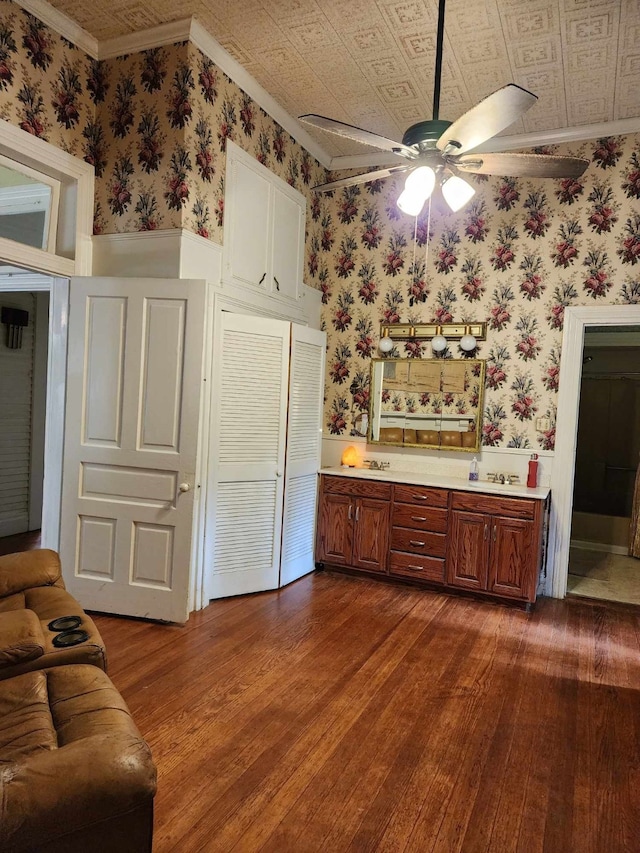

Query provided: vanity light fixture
[378,326,394,354]
[378,321,486,354]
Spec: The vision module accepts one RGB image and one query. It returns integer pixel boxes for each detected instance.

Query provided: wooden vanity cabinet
[316,475,545,606]
[316,476,391,573]
[447,492,544,602]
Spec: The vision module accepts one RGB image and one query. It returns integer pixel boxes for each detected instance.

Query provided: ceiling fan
[299,0,589,215]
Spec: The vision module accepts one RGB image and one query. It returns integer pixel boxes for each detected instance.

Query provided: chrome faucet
[364,460,390,471]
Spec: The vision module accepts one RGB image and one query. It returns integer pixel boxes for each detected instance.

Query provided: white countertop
[320,466,550,501]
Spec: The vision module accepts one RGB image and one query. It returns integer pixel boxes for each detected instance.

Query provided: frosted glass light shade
[431,334,447,353]
[442,174,476,212]
[460,333,477,352]
[397,166,436,216]
[378,334,394,353]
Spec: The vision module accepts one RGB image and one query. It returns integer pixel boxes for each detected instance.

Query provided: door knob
[276,471,283,478]
[178,483,191,493]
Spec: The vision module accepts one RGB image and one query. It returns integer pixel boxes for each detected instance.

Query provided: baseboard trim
[570,539,629,556]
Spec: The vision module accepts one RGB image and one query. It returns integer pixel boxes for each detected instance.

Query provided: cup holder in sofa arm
[0,610,45,668]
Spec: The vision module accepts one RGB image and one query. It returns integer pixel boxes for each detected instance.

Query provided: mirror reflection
[368,358,486,452]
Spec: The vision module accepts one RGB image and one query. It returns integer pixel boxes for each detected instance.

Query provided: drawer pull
[406,564,424,572]
[413,494,428,501]
[410,539,426,547]
[410,516,427,522]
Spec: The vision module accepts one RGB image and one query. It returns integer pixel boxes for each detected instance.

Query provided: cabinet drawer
[391,527,446,557]
[389,551,445,583]
[392,504,448,533]
[393,484,448,508]
[322,475,392,500]
[451,491,535,520]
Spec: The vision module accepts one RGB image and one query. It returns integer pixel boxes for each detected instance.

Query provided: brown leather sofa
[0,664,157,853]
[0,549,106,680]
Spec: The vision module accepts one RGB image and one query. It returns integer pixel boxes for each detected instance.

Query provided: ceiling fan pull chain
[424,195,432,277]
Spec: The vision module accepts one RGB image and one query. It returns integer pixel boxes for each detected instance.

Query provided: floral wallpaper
[0,1,93,154]
[91,41,327,254]
[315,134,640,449]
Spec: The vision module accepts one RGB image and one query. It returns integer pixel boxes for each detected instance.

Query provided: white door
[59,277,205,623]
[280,325,326,586]
[205,313,290,599]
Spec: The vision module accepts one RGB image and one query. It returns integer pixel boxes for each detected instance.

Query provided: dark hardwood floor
[0,529,41,556]
[93,572,640,853]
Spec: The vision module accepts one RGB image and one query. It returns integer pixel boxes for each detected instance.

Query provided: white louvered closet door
[207,313,290,599]
[280,325,326,586]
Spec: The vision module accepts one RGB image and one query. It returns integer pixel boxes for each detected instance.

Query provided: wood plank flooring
[92,572,640,853]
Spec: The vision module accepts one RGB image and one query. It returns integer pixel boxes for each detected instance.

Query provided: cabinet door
[271,184,304,301]
[317,492,353,566]
[224,154,271,290]
[488,516,536,600]
[447,510,490,591]
[352,498,390,573]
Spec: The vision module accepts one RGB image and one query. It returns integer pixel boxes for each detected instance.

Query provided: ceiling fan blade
[299,114,417,159]
[312,165,412,193]
[437,84,537,155]
[455,152,589,179]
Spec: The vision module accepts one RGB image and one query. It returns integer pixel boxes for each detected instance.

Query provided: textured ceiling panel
[47,0,640,157]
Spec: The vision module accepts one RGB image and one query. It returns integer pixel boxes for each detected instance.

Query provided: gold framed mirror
[368,358,486,452]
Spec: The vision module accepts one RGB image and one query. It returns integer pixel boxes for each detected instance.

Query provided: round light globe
[431,334,447,353]
[378,335,394,353]
[460,333,477,352]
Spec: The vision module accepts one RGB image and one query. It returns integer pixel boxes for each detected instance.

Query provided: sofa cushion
[0,666,156,853]
[0,611,44,669]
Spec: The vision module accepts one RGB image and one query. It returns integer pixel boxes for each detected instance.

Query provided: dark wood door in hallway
[93,572,640,853]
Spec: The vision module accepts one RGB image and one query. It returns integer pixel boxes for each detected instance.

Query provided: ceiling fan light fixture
[397,166,436,216]
[441,173,476,212]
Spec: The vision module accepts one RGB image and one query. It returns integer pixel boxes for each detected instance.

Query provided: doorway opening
[0,282,49,555]
[567,327,640,605]
[550,305,640,600]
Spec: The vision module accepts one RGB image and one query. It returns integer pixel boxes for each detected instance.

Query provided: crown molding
[328,117,640,171]
[188,19,331,169]
[12,0,98,57]
[98,19,192,59]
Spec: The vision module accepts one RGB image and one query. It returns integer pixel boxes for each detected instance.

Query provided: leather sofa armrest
[0,610,44,667]
[0,734,157,851]
[0,550,64,598]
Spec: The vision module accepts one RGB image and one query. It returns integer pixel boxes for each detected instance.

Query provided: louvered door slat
[280,325,326,587]
[0,292,35,537]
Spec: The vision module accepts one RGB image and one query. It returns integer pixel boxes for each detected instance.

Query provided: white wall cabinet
[223,141,305,303]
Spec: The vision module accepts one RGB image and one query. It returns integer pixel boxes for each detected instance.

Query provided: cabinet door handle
[493,525,497,542]
[410,539,425,547]
[258,272,266,284]
[484,524,488,540]
[274,276,280,291]
[413,494,427,501]
[406,564,424,572]
[355,506,360,522]
[348,504,352,520]
[411,516,427,522]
